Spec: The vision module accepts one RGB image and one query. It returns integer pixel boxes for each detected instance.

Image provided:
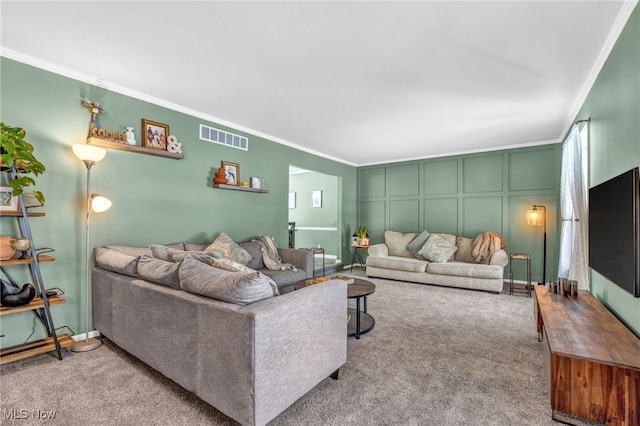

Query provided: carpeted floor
[0,277,553,425]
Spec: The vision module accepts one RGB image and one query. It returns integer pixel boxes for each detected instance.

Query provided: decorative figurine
[167,135,182,154]
[125,127,137,145]
[80,99,103,135]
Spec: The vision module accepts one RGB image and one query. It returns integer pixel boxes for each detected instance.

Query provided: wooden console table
[534,286,640,426]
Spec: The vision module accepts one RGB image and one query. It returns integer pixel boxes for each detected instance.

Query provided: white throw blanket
[252,236,297,271]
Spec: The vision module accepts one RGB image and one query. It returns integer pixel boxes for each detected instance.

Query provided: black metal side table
[509,252,532,297]
[350,244,368,272]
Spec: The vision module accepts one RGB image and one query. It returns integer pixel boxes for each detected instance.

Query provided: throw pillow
[205,233,252,265]
[171,250,221,263]
[105,245,150,257]
[95,247,140,276]
[150,244,184,262]
[406,230,431,260]
[137,255,181,289]
[454,237,476,263]
[179,257,275,305]
[418,234,458,263]
[238,241,265,270]
[384,231,419,258]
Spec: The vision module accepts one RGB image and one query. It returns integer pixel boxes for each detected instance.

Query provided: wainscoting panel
[508,148,558,191]
[389,199,420,233]
[389,164,420,197]
[424,198,458,235]
[359,200,386,244]
[463,154,503,193]
[359,167,386,198]
[462,197,503,237]
[424,159,458,195]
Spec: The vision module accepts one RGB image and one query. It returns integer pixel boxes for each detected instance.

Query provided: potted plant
[356,225,370,246]
[0,123,45,205]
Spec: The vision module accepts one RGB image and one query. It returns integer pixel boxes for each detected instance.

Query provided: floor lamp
[527,204,546,285]
[71,144,111,352]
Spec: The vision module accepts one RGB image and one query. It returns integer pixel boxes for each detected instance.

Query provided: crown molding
[0,48,357,167]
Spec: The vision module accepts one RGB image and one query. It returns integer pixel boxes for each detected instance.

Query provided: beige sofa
[366,231,509,293]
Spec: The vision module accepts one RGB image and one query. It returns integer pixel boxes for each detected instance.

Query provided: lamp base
[71,337,103,352]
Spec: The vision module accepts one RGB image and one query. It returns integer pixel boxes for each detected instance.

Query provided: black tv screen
[589,167,640,297]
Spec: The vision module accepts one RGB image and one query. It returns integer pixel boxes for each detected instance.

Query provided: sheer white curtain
[558,124,589,288]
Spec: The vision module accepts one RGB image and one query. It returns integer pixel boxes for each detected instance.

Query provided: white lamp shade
[90,194,112,213]
[72,144,106,163]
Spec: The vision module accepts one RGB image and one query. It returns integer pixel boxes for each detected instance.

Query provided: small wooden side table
[509,252,532,297]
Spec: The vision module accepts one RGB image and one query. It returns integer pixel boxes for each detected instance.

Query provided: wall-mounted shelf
[87,137,183,160]
[0,211,45,217]
[213,184,269,193]
[0,255,55,266]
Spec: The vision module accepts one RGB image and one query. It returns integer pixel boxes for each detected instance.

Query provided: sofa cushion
[205,233,252,265]
[366,255,428,273]
[454,237,476,263]
[95,247,140,276]
[137,255,181,289]
[105,245,150,257]
[426,261,504,279]
[184,243,208,251]
[418,234,458,263]
[406,230,430,260]
[179,257,275,305]
[432,233,457,246]
[149,244,183,262]
[384,231,418,258]
[238,241,265,270]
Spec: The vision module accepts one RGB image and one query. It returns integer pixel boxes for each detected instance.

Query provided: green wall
[0,58,357,348]
[358,145,562,282]
[288,170,339,256]
[576,3,640,336]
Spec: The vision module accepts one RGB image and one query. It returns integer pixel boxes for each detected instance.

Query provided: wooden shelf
[0,296,65,316]
[87,137,184,159]
[0,211,45,217]
[213,184,269,193]
[0,334,75,365]
[0,255,55,266]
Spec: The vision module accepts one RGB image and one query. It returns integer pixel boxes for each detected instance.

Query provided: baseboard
[72,330,101,341]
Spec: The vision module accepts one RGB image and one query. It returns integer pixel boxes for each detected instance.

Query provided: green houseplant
[356,225,370,246]
[0,123,46,205]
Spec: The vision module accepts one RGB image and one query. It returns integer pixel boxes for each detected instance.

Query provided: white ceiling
[1,1,636,166]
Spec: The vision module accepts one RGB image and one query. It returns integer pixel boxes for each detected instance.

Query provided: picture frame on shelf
[0,186,19,212]
[222,161,240,185]
[141,119,169,151]
[311,190,322,208]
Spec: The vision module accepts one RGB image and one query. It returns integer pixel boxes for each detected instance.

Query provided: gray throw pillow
[150,244,184,262]
[137,255,181,289]
[406,230,431,260]
[238,241,265,270]
[105,245,150,257]
[95,247,140,276]
[171,250,221,263]
[204,233,252,265]
[418,234,458,263]
[179,257,275,305]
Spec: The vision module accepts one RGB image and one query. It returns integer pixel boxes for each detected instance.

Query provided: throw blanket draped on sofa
[471,231,508,264]
[253,236,297,271]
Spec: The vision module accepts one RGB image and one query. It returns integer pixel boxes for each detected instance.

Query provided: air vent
[199,124,248,151]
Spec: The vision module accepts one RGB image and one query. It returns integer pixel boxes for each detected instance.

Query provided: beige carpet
[0,277,553,425]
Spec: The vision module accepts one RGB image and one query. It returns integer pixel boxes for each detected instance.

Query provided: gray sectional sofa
[366,231,509,293]
[92,241,347,426]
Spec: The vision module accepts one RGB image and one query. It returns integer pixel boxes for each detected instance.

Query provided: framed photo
[311,190,322,208]
[0,186,19,212]
[141,119,170,150]
[221,161,240,185]
[289,192,296,209]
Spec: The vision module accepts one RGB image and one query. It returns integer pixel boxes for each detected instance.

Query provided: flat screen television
[589,167,640,297]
